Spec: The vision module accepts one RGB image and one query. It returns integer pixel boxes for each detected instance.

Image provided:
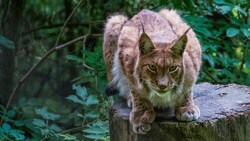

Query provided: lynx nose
[158,76,169,90]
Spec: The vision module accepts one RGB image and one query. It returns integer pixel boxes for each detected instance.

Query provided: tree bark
[0,0,25,105]
[109,83,250,141]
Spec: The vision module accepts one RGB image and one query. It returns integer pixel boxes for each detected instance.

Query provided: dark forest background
[0,0,249,140]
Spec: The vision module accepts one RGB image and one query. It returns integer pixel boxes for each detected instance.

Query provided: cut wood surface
[109,83,250,141]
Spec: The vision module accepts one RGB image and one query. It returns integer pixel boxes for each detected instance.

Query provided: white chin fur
[148,89,174,107]
[146,81,182,108]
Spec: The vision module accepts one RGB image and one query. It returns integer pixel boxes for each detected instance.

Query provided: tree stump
[109,83,250,141]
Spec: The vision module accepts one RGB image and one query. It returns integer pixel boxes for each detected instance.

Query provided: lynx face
[138,31,187,97]
[139,50,183,96]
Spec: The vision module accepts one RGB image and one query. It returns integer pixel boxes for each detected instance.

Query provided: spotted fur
[103,9,202,134]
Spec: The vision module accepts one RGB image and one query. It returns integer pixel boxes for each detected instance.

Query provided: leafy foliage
[180,0,250,84]
[0,106,26,140]
[0,0,249,140]
[0,85,112,140]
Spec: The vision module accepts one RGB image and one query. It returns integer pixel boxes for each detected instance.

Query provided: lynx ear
[139,32,154,54]
[171,34,188,56]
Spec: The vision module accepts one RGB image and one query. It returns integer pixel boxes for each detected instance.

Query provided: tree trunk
[0,0,25,105]
[109,83,250,141]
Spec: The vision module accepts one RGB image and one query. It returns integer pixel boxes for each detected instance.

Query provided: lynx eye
[168,65,178,73]
[147,64,157,73]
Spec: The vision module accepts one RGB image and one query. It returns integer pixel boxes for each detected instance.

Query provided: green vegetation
[0,0,249,140]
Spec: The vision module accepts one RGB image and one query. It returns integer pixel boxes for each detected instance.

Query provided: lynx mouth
[155,89,171,97]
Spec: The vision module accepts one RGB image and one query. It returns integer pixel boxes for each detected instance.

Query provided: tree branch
[22,21,103,36]
[5,34,101,109]
[55,0,84,46]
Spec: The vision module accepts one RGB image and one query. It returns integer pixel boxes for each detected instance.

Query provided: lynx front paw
[175,104,200,121]
[129,108,155,134]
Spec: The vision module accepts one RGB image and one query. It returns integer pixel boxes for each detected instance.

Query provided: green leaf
[0,129,11,140]
[32,118,46,127]
[9,129,25,140]
[0,105,7,114]
[183,0,195,11]
[35,107,48,117]
[93,121,108,127]
[194,26,212,37]
[203,54,215,67]
[234,6,247,16]
[82,127,105,134]
[73,85,87,100]
[35,107,60,121]
[66,55,83,62]
[14,120,25,127]
[226,27,240,37]
[218,5,232,14]
[49,124,61,132]
[0,35,15,49]
[2,123,11,133]
[40,128,50,136]
[184,15,210,24]
[66,95,83,104]
[85,95,99,106]
[82,121,109,139]
[214,0,227,4]
[84,134,106,140]
[58,134,78,141]
[241,28,250,37]
[7,109,16,118]
[85,111,99,118]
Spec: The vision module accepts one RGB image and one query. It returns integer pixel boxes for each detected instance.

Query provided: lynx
[103,9,202,134]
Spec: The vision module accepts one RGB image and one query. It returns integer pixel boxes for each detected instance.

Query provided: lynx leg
[129,95,155,134]
[116,26,156,134]
[175,92,200,121]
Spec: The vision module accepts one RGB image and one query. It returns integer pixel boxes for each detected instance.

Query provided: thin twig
[55,0,84,46]
[61,125,87,134]
[5,35,88,110]
[22,21,103,35]
[61,119,99,134]
[82,63,95,71]
[82,34,88,66]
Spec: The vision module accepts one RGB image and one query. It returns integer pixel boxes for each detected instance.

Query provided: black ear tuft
[138,20,154,54]
[105,85,119,96]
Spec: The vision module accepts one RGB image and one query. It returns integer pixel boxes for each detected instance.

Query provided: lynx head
[138,31,188,96]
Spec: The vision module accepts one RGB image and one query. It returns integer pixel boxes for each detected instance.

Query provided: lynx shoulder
[103,9,201,134]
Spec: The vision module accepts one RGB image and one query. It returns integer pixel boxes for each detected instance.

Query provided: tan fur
[103,9,202,134]
[103,14,128,82]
